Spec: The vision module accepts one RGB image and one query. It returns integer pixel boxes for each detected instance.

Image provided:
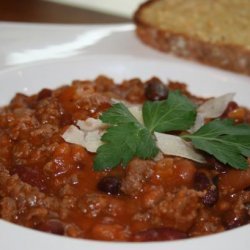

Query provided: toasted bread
[134,0,250,75]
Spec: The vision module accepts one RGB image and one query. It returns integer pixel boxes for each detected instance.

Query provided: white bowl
[0,55,250,250]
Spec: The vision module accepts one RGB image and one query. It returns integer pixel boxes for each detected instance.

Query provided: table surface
[0,0,130,24]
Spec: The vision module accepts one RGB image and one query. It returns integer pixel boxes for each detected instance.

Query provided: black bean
[245,202,250,210]
[35,219,64,235]
[194,172,218,207]
[207,157,229,173]
[202,187,219,207]
[132,227,187,242]
[194,172,210,191]
[212,175,219,186]
[145,77,168,101]
[97,176,121,195]
[222,210,248,230]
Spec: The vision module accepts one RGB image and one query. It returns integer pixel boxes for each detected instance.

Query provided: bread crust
[134,0,250,75]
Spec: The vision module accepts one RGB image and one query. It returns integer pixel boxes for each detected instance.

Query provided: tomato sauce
[0,76,249,241]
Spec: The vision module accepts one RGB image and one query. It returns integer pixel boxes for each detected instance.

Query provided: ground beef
[149,188,202,231]
[78,193,125,218]
[0,164,76,227]
[121,158,155,196]
[0,76,249,242]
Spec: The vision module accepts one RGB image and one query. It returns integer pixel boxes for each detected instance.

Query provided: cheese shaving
[190,93,235,132]
[77,118,107,131]
[62,125,86,146]
[62,124,103,153]
[188,113,205,133]
[154,132,206,163]
[198,93,235,118]
[128,105,143,124]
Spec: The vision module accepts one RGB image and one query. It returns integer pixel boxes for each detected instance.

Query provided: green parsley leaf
[136,128,159,159]
[94,104,158,171]
[94,90,250,172]
[143,91,196,133]
[182,119,250,169]
[100,103,138,125]
[94,123,138,171]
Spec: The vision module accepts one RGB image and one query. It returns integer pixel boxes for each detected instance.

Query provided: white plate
[0,22,250,250]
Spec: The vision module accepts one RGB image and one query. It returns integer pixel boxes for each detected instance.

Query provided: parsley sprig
[143,91,196,133]
[94,91,196,170]
[182,119,250,169]
[94,103,158,171]
[93,91,250,171]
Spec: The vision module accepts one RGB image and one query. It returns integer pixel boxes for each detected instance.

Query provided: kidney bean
[35,219,64,235]
[132,227,187,242]
[97,176,121,195]
[222,210,248,230]
[145,77,168,101]
[221,101,239,118]
[10,166,47,192]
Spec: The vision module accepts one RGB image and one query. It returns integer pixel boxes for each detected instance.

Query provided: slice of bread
[134,0,250,75]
